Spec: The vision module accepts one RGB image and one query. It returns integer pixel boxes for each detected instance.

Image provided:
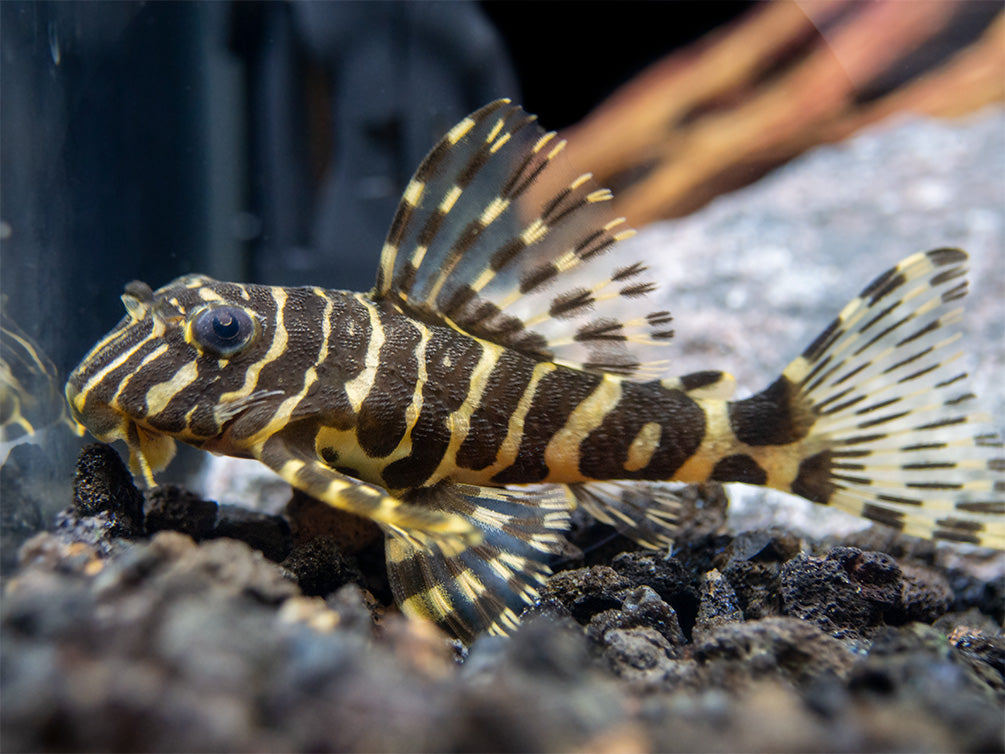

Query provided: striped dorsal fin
[374,100,674,379]
[385,481,573,642]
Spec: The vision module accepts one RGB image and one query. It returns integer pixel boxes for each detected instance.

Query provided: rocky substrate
[2,443,1003,753]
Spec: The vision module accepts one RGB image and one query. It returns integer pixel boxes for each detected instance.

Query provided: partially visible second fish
[1,306,80,451]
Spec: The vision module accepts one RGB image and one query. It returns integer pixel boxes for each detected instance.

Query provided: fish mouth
[64,378,177,484]
[65,378,129,444]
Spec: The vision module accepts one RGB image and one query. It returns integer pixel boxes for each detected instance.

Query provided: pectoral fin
[254,432,481,556]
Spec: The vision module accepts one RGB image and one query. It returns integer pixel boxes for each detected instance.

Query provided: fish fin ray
[778,248,1004,548]
[256,432,481,554]
[374,100,673,379]
[570,481,685,549]
[386,482,573,642]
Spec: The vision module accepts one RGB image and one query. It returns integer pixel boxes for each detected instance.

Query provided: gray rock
[634,108,1004,409]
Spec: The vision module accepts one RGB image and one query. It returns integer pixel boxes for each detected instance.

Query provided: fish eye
[191,306,257,356]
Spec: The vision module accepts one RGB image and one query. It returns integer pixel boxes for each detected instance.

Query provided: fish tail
[728,248,1004,547]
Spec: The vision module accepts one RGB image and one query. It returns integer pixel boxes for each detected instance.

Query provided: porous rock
[780,547,902,638]
[846,624,1005,752]
[692,616,857,689]
[146,485,292,562]
[693,568,744,638]
[144,484,217,539]
[714,530,802,626]
[280,536,365,597]
[71,443,145,538]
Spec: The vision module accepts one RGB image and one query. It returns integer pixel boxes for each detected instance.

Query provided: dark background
[482,2,754,128]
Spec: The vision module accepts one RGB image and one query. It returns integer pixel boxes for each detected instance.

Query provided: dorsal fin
[374,100,675,379]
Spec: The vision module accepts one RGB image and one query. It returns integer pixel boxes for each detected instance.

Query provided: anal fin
[385,482,573,642]
[570,481,686,549]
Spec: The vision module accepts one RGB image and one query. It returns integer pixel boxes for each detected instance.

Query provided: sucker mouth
[64,375,177,486]
[64,381,128,445]
[122,416,177,487]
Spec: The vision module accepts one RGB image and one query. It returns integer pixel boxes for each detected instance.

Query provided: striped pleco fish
[66,101,1005,642]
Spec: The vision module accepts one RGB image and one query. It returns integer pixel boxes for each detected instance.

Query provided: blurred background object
[558,0,1004,225]
[233,1,520,290]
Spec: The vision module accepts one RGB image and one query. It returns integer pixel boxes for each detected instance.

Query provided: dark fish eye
[192,306,256,356]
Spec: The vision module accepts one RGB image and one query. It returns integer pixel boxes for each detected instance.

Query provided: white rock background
[631,108,1003,411]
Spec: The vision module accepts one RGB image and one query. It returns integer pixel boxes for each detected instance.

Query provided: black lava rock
[847,624,1005,752]
[145,484,218,539]
[541,565,634,624]
[693,568,744,638]
[780,547,902,638]
[211,504,292,563]
[146,484,292,563]
[71,443,145,538]
[281,536,365,597]
[693,616,856,689]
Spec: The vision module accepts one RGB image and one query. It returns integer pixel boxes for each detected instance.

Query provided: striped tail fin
[776,248,1004,547]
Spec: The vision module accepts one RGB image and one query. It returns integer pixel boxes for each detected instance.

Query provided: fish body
[66,101,1005,640]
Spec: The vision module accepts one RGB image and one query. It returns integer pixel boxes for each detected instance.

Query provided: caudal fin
[779,248,1004,548]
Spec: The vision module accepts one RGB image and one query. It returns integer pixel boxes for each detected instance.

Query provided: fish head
[65,275,285,479]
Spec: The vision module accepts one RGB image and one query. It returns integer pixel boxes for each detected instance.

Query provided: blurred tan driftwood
[559,0,1005,226]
